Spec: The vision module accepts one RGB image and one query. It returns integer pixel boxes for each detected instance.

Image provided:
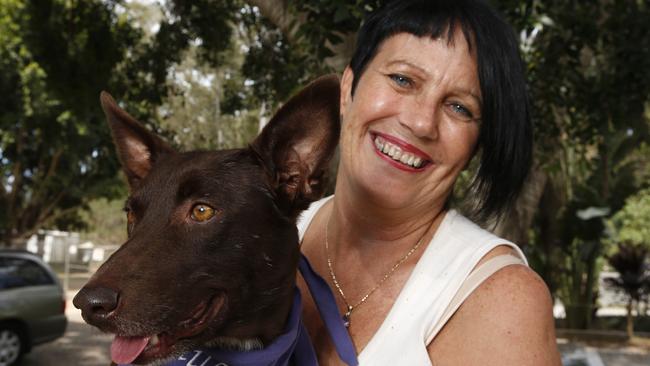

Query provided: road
[559,341,650,366]
[21,321,112,366]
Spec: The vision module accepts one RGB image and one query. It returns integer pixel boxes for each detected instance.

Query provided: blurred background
[0,0,649,365]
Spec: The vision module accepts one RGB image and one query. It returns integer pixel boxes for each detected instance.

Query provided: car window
[0,257,55,290]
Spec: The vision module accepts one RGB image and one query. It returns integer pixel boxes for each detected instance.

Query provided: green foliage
[609,188,650,248]
[79,197,127,246]
[490,0,650,329]
[113,0,237,111]
[153,4,270,151]
[0,0,239,246]
[290,0,381,65]
[236,5,308,110]
[0,0,139,245]
[221,1,384,114]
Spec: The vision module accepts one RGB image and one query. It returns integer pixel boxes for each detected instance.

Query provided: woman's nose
[398,98,439,140]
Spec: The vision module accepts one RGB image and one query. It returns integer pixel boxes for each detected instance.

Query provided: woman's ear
[340,67,354,117]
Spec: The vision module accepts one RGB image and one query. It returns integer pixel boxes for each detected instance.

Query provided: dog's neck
[216,280,296,346]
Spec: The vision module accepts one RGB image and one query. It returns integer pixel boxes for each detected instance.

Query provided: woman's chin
[345,171,420,209]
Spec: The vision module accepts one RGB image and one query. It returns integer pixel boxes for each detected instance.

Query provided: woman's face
[338,31,481,211]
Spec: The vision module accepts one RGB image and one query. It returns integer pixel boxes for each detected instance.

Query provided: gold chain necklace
[324,214,433,328]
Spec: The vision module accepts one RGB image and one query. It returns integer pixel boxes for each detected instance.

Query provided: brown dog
[73,75,340,365]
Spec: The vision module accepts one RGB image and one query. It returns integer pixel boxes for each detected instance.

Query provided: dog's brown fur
[73,75,340,365]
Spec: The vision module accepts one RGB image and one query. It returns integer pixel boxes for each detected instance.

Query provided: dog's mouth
[111,294,226,365]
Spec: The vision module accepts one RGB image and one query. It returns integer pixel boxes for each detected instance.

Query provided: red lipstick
[370,132,432,172]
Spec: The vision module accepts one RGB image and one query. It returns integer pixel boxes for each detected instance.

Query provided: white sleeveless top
[297,196,528,365]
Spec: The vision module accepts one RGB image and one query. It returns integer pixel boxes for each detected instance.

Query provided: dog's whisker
[151,303,176,314]
[113,315,156,336]
[188,271,219,283]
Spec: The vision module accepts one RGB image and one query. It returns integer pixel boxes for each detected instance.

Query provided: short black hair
[349,0,532,223]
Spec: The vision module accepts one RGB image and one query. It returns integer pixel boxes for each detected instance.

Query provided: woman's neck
[327,176,447,254]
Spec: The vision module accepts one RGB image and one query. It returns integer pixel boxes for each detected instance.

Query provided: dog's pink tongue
[111,335,150,364]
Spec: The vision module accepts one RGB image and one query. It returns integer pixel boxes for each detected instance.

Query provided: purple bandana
[298,255,358,366]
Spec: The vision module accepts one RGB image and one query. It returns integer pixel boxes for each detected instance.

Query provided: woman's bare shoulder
[428,249,562,365]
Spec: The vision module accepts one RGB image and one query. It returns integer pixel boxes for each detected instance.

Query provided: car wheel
[0,326,24,366]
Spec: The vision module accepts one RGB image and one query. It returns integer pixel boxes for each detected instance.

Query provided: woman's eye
[448,102,475,121]
[191,204,216,222]
[388,74,413,88]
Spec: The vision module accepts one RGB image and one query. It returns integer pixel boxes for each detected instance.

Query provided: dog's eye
[191,204,216,222]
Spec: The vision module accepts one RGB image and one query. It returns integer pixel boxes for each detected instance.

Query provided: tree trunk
[536,176,564,298]
[323,32,356,72]
[494,166,548,246]
[583,241,600,329]
[626,298,635,339]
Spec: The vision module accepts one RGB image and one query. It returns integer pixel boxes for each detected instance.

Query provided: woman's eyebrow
[385,59,428,74]
[453,88,482,105]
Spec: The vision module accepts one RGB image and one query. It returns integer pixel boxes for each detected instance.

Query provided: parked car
[0,250,67,365]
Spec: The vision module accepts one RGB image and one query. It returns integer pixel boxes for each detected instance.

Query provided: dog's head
[73,75,340,365]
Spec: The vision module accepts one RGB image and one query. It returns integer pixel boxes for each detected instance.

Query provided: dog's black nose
[73,286,119,321]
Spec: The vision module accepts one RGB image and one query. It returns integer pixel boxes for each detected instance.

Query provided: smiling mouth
[372,134,431,170]
[110,294,225,365]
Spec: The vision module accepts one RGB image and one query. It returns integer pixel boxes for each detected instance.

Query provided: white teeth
[373,136,427,168]
[149,335,160,346]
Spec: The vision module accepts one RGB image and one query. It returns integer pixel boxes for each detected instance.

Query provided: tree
[605,243,650,339]
[609,187,650,249]
[493,0,650,329]
[0,0,139,246]
[0,0,238,247]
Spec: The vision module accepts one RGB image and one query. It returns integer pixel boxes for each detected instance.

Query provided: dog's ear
[251,74,341,218]
[100,92,174,189]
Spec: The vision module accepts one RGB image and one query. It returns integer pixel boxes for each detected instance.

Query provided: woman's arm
[427,264,562,365]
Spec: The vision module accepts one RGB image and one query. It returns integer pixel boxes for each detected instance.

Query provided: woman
[297,0,561,365]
